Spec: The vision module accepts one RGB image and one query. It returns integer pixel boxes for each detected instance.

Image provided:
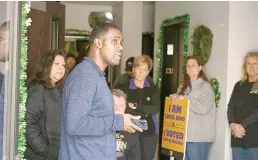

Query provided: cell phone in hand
[132,119,148,130]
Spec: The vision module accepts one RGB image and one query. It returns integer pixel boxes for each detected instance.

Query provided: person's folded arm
[227,83,239,125]
[135,88,160,115]
[241,108,258,128]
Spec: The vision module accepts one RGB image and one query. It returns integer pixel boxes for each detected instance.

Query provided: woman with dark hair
[24,50,66,160]
[170,56,216,160]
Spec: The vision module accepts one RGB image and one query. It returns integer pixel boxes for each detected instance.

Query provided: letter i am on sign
[169,105,182,114]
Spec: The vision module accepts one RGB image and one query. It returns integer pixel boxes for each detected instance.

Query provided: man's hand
[230,123,246,138]
[123,114,143,133]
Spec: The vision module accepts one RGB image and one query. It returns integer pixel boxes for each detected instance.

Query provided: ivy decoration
[65,29,91,36]
[191,25,213,65]
[143,31,154,37]
[18,1,30,158]
[156,14,190,88]
[210,78,221,107]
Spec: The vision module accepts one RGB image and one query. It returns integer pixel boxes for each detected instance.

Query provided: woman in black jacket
[24,50,66,160]
[227,52,258,160]
[116,55,160,160]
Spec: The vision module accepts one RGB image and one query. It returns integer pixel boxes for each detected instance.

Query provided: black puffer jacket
[24,83,62,160]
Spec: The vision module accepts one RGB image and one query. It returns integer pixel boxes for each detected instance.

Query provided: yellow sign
[161,97,189,153]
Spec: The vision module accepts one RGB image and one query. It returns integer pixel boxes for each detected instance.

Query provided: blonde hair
[242,52,258,89]
[133,55,153,71]
[111,89,127,100]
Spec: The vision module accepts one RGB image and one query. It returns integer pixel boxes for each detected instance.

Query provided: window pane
[0,1,22,159]
[51,18,59,49]
[0,1,9,158]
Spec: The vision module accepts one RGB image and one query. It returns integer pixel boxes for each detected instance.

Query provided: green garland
[18,1,28,158]
[65,29,91,35]
[210,78,221,107]
[142,31,154,37]
[156,14,190,88]
[191,25,213,65]
[191,25,220,107]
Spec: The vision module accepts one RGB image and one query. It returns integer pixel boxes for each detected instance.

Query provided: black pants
[139,134,158,160]
[117,132,141,160]
[117,143,141,160]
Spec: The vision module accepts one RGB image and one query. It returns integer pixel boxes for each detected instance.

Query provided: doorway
[158,21,186,160]
[142,33,154,78]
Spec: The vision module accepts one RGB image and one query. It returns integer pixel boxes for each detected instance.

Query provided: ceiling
[61,1,155,6]
[61,1,121,6]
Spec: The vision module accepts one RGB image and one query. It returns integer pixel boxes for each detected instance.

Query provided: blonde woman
[228,52,258,160]
[116,55,160,160]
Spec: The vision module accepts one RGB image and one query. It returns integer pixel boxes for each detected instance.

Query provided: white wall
[120,1,143,73]
[62,2,113,30]
[143,3,155,32]
[225,1,258,159]
[0,1,7,25]
[112,2,123,31]
[30,1,46,12]
[155,2,230,160]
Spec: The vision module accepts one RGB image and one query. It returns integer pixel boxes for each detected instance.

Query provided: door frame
[4,1,22,160]
[156,14,190,160]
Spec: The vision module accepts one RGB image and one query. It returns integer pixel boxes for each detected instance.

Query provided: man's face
[66,57,76,71]
[99,28,123,66]
[0,27,9,62]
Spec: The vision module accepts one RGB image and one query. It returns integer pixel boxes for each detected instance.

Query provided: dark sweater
[117,79,160,137]
[227,81,258,147]
[112,73,154,89]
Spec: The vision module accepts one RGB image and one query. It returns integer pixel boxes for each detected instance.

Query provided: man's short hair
[89,23,120,44]
[0,21,10,30]
[111,89,127,100]
[66,53,76,59]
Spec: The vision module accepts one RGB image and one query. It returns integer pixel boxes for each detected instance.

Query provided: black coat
[228,81,258,147]
[24,83,62,160]
[116,80,160,137]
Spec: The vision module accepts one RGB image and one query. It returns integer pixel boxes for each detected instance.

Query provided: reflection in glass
[0,1,8,159]
[0,1,22,159]
[51,18,59,49]
[88,12,113,29]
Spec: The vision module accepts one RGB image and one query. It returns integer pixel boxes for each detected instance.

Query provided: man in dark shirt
[59,23,143,160]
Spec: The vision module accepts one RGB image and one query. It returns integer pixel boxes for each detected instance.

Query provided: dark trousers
[117,142,141,160]
[139,134,158,160]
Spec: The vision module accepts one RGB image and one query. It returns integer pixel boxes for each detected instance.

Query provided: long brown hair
[28,50,67,89]
[241,52,258,89]
[179,55,210,95]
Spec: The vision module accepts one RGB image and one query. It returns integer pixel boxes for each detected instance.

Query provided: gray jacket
[177,78,216,142]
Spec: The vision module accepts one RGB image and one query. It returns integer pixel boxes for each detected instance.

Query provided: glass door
[0,1,22,160]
